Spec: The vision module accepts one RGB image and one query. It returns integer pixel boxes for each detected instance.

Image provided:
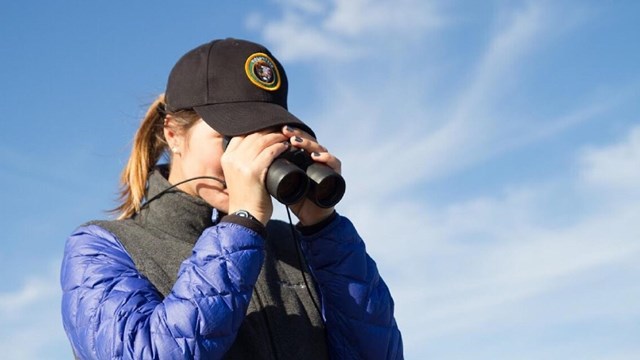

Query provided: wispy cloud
[0,276,57,317]
[250,0,444,62]
[350,125,640,355]
[0,261,71,358]
[255,1,640,358]
[580,125,640,191]
[304,2,600,200]
[323,0,444,38]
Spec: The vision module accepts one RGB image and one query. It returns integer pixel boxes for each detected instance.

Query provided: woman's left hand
[282,125,342,226]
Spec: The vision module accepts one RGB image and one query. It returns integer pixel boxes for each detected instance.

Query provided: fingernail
[294,136,303,143]
[285,125,295,132]
[312,151,321,157]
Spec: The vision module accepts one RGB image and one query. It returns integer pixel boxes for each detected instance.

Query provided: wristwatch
[233,210,258,222]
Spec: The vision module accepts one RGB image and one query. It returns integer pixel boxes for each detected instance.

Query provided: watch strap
[221,210,267,238]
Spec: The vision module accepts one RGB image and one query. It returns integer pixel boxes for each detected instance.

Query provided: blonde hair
[113,94,200,219]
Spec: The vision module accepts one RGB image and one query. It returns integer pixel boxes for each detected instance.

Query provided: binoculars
[224,137,346,208]
[267,146,345,208]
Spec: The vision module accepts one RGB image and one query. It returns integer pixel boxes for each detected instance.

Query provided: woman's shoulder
[65,219,131,258]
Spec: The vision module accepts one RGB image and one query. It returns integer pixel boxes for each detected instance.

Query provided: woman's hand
[282,125,342,226]
[222,131,290,225]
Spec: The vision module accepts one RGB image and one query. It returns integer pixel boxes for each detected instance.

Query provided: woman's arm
[299,215,403,359]
[61,222,264,360]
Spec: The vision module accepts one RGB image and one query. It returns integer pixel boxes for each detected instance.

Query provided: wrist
[222,209,268,237]
[297,210,338,235]
[297,207,335,227]
[228,202,271,226]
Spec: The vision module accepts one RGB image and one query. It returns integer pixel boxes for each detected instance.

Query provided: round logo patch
[245,52,281,91]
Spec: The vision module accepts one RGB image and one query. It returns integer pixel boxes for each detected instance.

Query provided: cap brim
[193,102,315,138]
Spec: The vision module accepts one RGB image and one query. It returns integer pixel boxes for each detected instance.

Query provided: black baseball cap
[164,38,315,137]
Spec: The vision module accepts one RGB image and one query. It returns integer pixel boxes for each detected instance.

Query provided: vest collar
[134,166,219,244]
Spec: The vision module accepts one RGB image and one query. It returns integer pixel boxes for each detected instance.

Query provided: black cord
[285,206,323,318]
[141,176,323,318]
[140,176,226,209]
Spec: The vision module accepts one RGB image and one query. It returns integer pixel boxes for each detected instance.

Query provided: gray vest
[91,170,329,359]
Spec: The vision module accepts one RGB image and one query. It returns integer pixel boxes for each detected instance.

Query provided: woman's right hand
[221,131,289,225]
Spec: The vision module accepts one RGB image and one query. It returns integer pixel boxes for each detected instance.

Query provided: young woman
[60,38,403,359]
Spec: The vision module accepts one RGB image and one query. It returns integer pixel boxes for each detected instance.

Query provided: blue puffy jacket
[60,215,403,359]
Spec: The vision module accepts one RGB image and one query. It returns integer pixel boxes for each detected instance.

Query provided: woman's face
[166,119,230,212]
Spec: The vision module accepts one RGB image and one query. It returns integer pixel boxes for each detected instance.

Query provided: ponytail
[113,94,168,219]
[112,94,202,219]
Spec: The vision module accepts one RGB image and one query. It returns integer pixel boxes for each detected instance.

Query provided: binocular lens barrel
[266,157,345,208]
[306,163,346,208]
[265,158,309,205]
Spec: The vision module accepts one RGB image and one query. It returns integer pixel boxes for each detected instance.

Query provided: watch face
[235,210,250,218]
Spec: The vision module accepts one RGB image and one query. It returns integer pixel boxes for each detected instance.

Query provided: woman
[61,38,403,359]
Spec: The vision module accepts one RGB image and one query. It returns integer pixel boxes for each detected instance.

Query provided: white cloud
[307,1,602,202]
[347,154,640,354]
[0,277,56,317]
[0,261,72,358]
[252,0,444,62]
[580,125,640,191]
[261,11,360,62]
[273,0,326,14]
[323,0,444,38]
[252,1,640,358]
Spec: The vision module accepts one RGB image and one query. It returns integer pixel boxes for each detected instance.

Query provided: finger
[231,132,287,158]
[221,133,286,176]
[224,135,244,152]
[286,133,328,154]
[283,125,318,142]
[233,131,290,166]
[282,126,337,169]
[310,151,342,174]
[254,141,291,179]
[282,125,326,145]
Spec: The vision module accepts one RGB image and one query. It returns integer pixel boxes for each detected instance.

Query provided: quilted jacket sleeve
[299,215,403,359]
[60,222,264,360]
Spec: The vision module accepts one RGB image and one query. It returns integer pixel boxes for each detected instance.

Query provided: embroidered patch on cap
[245,52,281,91]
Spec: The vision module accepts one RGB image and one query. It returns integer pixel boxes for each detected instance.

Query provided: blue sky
[1,1,639,358]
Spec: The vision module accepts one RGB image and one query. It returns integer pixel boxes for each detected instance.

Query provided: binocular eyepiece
[223,137,346,208]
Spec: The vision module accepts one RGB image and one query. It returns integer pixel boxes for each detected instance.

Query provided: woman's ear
[164,116,183,155]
